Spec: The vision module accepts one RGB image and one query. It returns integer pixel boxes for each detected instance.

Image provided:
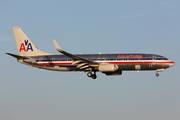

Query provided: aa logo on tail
[19,40,33,52]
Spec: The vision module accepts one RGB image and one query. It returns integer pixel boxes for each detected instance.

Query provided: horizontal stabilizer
[6,53,28,59]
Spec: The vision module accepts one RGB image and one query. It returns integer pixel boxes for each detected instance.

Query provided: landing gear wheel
[87,72,92,77]
[91,74,97,79]
[156,73,159,77]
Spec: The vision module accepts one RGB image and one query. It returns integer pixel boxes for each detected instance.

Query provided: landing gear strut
[87,71,97,79]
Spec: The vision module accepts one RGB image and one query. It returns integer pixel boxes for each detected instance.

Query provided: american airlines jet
[6,27,174,79]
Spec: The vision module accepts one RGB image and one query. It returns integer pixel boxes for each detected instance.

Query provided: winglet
[53,39,62,52]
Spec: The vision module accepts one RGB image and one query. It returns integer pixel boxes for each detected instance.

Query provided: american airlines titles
[117,55,142,58]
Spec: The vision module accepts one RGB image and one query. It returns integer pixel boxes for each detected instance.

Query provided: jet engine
[98,64,118,72]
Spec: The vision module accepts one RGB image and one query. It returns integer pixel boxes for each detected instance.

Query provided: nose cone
[169,61,175,67]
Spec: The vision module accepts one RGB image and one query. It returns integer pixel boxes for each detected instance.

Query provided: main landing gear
[87,72,97,79]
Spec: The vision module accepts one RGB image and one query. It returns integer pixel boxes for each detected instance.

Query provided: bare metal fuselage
[18,54,174,72]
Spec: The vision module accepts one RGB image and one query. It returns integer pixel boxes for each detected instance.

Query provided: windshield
[161,57,168,60]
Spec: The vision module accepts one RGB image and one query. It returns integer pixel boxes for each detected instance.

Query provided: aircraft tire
[92,74,97,79]
[87,72,92,77]
[156,73,159,77]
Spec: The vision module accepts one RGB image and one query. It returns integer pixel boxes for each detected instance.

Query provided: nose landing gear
[87,72,97,79]
[155,69,165,77]
[156,72,159,77]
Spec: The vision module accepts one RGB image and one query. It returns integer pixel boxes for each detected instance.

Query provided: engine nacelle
[98,64,118,72]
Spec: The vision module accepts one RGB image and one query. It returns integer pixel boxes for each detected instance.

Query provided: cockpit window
[161,57,168,60]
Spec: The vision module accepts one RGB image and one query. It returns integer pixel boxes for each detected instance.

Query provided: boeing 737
[6,27,174,79]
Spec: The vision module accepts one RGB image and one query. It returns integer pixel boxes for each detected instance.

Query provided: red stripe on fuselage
[105,61,174,64]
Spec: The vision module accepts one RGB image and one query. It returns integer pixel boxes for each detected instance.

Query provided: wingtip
[5,52,11,55]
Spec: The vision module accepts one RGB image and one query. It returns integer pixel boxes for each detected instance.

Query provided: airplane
[6,26,175,79]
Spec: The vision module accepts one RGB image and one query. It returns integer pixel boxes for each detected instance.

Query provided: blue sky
[0,0,180,120]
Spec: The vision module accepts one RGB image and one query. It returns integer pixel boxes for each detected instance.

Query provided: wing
[53,40,99,71]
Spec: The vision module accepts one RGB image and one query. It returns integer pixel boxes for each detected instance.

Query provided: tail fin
[12,26,52,56]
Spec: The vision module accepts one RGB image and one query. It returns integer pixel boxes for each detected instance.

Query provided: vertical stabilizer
[13,26,52,56]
